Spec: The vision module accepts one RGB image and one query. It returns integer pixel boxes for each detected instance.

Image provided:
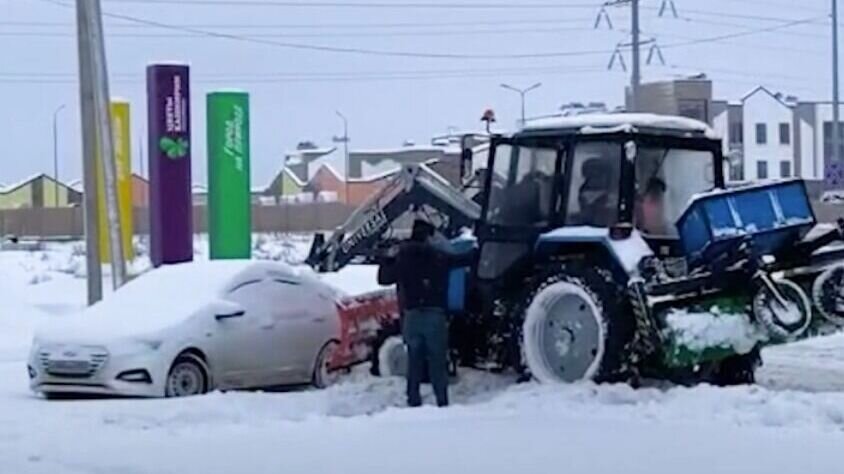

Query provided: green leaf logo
[159,136,189,160]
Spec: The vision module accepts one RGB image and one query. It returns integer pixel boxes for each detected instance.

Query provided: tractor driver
[576,158,615,227]
[636,177,669,235]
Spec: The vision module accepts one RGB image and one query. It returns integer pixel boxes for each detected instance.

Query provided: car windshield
[635,147,716,236]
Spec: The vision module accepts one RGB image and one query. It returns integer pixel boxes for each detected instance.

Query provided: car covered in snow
[28,261,343,398]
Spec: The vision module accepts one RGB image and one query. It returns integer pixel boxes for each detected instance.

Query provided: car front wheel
[165,353,209,398]
[312,340,341,389]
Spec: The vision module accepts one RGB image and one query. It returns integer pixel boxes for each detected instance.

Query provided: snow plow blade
[328,290,400,371]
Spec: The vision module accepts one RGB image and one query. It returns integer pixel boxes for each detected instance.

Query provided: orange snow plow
[329,289,400,371]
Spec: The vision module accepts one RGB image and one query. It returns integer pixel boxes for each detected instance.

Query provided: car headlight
[135,339,163,351]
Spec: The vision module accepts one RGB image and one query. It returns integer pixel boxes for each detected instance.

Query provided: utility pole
[89,0,127,289]
[600,0,644,111]
[335,110,349,201]
[76,0,127,299]
[630,0,642,112]
[52,104,66,207]
[75,1,102,305]
[833,0,841,164]
[500,82,542,127]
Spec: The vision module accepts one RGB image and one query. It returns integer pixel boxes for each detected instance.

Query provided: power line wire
[101,0,601,9]
[0,17,596,29]
[663,15,829,39]
[0,66,613,84]
[704,0,828,12]
[41,0,621,59]
[39,0,824,61]
[673,7,828,24]
[0,26,598,39]
[659,15,827,50]
[0,64,605,79]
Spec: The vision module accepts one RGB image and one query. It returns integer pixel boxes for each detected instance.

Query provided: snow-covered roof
[741,86,795,108]
[285,147,337,159]
[352,145,459,155]
[523,113,717,138]
[68,179,84,192]
[0,173,51,194]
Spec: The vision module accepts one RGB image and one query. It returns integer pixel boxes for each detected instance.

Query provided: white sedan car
[29,261,342,398]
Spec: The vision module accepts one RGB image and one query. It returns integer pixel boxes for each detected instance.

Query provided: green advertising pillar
[207,90,251,259]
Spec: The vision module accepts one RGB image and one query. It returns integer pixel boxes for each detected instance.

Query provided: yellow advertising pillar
[98,100,134,263]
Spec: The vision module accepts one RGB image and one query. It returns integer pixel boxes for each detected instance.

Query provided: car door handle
[312,317,326,323]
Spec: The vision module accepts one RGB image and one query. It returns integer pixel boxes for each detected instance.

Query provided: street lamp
[52,104,67,207]
[334,110,350,203]
[500,82,542,127]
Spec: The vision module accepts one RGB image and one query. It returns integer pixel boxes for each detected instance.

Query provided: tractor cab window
[635,147,715,237]
[486,143,558,227]
[566,142,622,227]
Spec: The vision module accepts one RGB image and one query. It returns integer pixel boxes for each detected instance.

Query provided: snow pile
[663,306,767,355]
[6,237,844,472]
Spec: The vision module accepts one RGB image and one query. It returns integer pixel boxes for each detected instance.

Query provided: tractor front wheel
[521,263,632,384]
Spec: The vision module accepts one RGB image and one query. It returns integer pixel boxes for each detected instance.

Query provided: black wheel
[43,392,76,401]
[313,340,342,389]
[165,353,210,398]
[709,349,761,386]
[520,261,633,383]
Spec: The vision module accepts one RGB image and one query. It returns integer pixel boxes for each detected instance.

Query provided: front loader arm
[306,164,481,272]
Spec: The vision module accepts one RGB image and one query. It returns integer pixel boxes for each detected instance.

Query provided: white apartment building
[714,86,844,184]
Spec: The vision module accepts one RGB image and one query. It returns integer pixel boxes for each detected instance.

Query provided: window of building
[823,121,844,160]
[780,161,791,178]
[729,122,743,145]
[757,161,768,180]
[677,99,709,123]
[756,123,767,145]
[779,123,790,145]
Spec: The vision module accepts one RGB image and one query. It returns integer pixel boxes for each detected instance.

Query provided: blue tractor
[311,113,844,385]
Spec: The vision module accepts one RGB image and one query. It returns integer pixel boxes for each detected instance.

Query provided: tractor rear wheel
[521,263,633,383]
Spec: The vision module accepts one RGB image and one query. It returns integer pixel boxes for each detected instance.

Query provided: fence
[0,203,356,239]
[5,201,844,240]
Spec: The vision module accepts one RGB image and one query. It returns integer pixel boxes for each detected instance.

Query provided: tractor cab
[465,113,725,282]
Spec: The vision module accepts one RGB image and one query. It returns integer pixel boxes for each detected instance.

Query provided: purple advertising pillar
[147,63,193,267]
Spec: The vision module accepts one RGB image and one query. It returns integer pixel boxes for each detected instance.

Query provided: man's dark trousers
[403,307,449,407]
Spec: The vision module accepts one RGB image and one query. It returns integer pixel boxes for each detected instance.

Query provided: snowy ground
[3,235,844,473]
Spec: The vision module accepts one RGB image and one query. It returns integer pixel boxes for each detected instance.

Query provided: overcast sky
[0,0,835,185]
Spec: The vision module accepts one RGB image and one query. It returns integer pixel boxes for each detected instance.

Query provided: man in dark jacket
[377,219,473,407]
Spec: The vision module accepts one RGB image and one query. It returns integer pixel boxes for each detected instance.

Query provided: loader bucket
[677,179,815,268]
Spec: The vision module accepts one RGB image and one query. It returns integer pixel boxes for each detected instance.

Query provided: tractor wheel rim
[525,283,604,382]
[168,363,203,397]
